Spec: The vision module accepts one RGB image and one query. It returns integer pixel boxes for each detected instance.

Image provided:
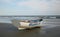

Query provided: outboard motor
[39,19,43,22]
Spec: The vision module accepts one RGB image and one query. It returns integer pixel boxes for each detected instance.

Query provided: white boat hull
[11,19,42,30]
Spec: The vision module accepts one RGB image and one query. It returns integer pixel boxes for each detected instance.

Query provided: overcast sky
[0,0,60,16]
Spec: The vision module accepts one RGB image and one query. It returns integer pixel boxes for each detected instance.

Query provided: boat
[11,17,43,30]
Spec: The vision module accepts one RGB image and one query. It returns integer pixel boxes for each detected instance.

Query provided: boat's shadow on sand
[16,27,41,37]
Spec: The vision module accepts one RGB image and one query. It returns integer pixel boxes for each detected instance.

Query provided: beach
[0,18,60,37]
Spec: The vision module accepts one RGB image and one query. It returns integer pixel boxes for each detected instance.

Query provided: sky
[0,0,60,16]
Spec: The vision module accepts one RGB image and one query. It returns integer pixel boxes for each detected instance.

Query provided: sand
[0,23,60,37]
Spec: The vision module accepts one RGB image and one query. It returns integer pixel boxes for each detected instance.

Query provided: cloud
[51,1,60,11]
[16,0,49,11]
[0,0,60,15]
[11,0,60,12]
[0,0,16,3]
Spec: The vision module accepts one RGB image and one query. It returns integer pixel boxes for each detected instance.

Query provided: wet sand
[0,23,60,37]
